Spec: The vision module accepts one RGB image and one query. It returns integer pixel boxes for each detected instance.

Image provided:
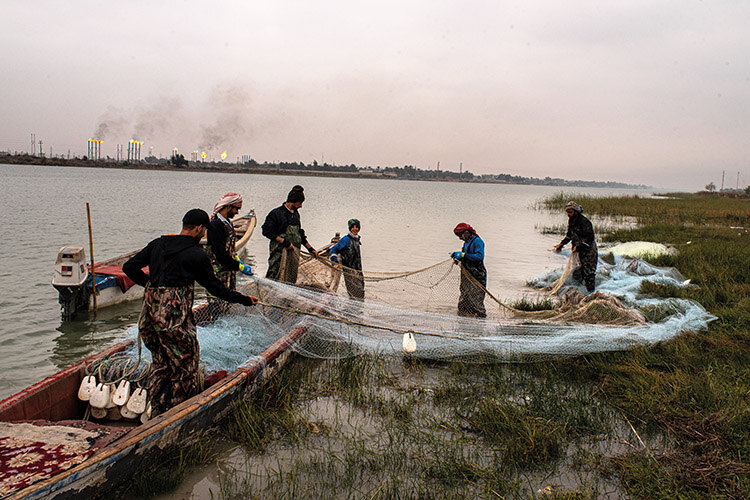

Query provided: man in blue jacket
[451,223,487,318]
[329,218,364,299]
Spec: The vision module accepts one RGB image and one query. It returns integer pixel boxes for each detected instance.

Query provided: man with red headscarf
[205,192,253,293]
[451,223,487,318]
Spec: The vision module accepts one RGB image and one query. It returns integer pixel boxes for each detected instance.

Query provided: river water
[0,163,652,399]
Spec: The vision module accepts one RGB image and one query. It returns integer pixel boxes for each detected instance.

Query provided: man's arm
[463,237,484,262]
[207,220,239,271]
[329,236,348,262]
[575,218,595,250]
[261,208,282,241]
[298,227,317,256]
[122,241,152,287]
[192,251,256,305]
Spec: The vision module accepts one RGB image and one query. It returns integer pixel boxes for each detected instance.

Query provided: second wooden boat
[52,211,256,321]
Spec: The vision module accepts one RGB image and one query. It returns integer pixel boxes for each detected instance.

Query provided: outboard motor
[52,246,89,321]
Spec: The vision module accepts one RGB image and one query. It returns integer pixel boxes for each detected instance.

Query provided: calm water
[0,164,652,398]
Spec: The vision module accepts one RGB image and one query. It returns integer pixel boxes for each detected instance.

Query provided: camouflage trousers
[138,284,202,414]
[573,245,598,292]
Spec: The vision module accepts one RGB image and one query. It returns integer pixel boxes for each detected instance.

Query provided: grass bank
[545,192,750,498]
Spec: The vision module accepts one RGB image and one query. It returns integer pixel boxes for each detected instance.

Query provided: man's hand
[308,247,319,258]
[238,261,253,276]
[280,237,293,250]
[234,256,254,275]
[243,295,259,306]
[451,251,464,260]
[554,244,563,253]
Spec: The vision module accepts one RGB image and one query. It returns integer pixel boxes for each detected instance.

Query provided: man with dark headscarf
[262,185,318,283]
[329,218,364,299]
[123,209,258,415]
[554,201,598,292]
[451,223,487,318]
[205,192,253,292]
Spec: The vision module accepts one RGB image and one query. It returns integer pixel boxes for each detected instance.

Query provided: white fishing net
[119,250,715,371]
[143,251,712,370]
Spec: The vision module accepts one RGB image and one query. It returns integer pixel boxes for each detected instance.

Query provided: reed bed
[539,192,750,227]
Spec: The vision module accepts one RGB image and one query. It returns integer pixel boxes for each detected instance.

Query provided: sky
[1,1,749,190]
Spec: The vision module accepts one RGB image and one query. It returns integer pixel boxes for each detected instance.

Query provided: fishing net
[122,249,712,370]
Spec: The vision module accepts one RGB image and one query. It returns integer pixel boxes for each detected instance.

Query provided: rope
[86,333,150,385]
[312,254,458,282]
[452,261,524,314]
[255,299,490,341]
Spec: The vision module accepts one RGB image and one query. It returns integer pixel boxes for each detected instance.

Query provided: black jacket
[206,216,239,271]
[261,205,308,246]
[123,234,253,305]
[560,214,596,253]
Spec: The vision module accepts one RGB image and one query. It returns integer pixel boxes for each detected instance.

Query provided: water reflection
[51,301,141,370]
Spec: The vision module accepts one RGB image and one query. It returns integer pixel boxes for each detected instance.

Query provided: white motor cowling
[52,246,90,321]
[52,246,88,287]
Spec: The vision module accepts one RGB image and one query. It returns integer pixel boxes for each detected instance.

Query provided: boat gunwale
[5,272,333,499]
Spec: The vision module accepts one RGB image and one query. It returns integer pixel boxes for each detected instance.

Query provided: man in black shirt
[554,201,598,292]
[206,192,253,292]
[123,209,258,414]
[261,185,318,283]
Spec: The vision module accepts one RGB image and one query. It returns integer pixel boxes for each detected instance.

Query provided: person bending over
[451,223,487,318]
[123,209,258,415]
[554,201,598,292]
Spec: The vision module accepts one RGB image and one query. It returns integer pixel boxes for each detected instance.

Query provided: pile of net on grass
[118,251,716,370]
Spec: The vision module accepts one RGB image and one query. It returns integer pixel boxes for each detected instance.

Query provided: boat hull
[2,322,305,500]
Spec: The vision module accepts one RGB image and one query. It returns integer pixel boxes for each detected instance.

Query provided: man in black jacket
[554,201,598,292]
[123,208,258,414]
[261,185,318,283]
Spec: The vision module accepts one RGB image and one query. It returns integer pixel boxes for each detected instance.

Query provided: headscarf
[453,223,477,237]
[564,201,583,214]
[286,185,305,203]
[212,192,243,216]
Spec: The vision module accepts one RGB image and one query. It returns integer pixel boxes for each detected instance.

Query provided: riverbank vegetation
[123,192,748,499]
[2,152,648,188]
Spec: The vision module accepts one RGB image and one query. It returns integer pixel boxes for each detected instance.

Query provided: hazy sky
[2,1,749,189]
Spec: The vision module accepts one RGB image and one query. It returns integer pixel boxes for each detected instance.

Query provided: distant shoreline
[0,153,651,190]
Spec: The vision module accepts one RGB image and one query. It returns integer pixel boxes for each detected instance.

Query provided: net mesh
[120,250,715,370]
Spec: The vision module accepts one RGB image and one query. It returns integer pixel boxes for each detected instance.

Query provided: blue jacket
[458,235,487,284]
[461,235,485,263]
[330,233,362,270]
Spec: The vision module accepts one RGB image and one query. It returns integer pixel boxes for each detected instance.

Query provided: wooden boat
[1,251,340,499]
[52,211,257,321]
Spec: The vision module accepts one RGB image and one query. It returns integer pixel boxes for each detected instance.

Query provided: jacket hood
[158,234,198,258]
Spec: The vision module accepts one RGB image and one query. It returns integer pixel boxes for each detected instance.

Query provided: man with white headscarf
[205,192,253,293]
[554,201,598,292]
